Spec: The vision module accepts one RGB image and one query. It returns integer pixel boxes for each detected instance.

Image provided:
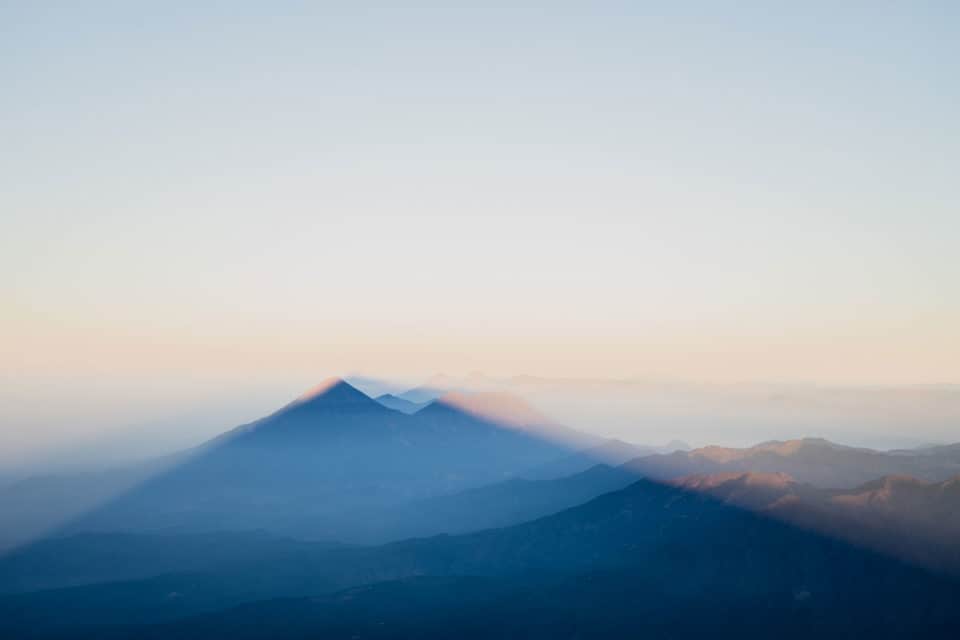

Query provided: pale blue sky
[2,2,958,460]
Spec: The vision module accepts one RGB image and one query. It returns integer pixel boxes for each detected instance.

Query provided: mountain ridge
[625,436,960,487]
[60,381,585,539]
[670,470,960,573]
[5,475,960,638]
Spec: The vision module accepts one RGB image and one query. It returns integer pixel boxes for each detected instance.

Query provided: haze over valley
[1,377,960,637]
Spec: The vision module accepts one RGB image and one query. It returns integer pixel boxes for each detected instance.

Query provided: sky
[2,2,958,464]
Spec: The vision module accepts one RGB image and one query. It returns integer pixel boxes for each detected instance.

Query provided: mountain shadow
[0,464,638,591]
[61,380,583,540]
[373,394,427,414]
[3,477,960,637]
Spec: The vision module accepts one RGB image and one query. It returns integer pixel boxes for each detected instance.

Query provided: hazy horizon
[3,3,958,470]
[3,371,958,476]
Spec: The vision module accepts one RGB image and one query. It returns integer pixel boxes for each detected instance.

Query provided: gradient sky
[2,2,958,462]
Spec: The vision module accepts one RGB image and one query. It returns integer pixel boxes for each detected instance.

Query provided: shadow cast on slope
[5,380,589,554]
[2,477,960,638]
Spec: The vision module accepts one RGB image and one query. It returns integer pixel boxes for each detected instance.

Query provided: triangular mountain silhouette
[373,393,426,414]
[298,377,376,404]
[9,476,960,638]
[208,378,402,445]
[68,380,583,540]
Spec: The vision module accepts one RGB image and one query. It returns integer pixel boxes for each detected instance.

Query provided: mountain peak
[754,438,861,454]
[293,378,373,406]
[374,393,426,414]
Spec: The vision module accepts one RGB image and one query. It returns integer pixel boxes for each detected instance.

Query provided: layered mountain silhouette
[373,394,426,414]
[65,380,584,538]
[525,438,666,480]
[625,437,960,487]
[673,471,960,574]
[3,477,960,638]
[5,378,960,638]
[372,463,635,540]
[0,465,639,592]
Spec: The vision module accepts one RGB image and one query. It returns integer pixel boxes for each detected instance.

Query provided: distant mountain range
[524,438,689,480]
[4,378,960,638]
[373,393,427,414]
[360,373,960,450]
[624,437,960,487]
[674,471,960,574]
[63,379,588,539]
[4,388,960,552]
